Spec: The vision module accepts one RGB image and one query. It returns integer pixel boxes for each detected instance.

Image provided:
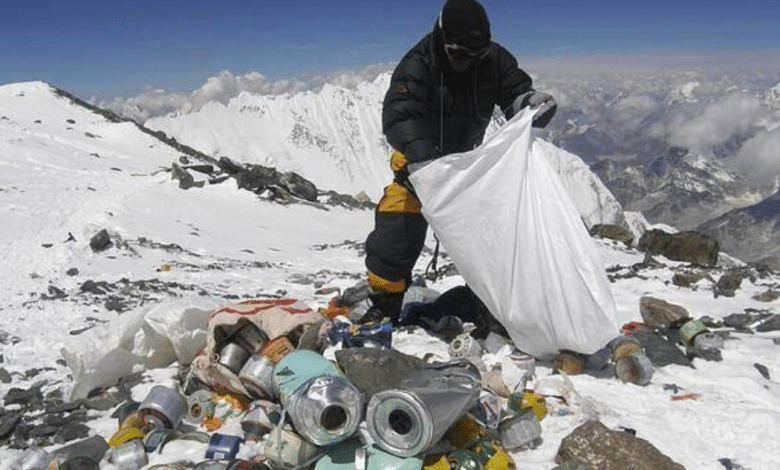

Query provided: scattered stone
[632,330,693,368]
[686,345,722,362]
[555,420,685,470]
[0,412,22,439]
[171,162,204,190]
[714,271,744,298]
[589,224,634,247]
[756,315,780,333]
[638,229,719,267]
[722,313,754,330]
[314,286,341,296]
[639,296,690,330]
[773,337,780,345]
[699,315,723,328]
[0,368,12,384]
[754,363,771,380]
[752,290,780,302]
[4,385,43,407]
[104,296,130,313]
[79,280,108,295]
[719,457,747,469]
[66,268,79,276]
[45,285,67,300]
[672,270,714,288]
[89,229,112,253]
[53,422,91,444]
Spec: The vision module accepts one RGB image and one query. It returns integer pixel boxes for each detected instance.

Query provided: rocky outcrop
[638,229,719,267]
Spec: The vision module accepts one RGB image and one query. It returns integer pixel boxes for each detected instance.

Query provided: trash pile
[10,286,710,470]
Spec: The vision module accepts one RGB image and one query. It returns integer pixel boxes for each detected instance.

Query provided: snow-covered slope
[147,76,392,201]
[147,74,625,226]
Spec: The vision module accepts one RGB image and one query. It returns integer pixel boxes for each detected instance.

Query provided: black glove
[514,91,557,128]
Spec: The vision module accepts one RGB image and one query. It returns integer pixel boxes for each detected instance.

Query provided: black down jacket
[382,23,534,164]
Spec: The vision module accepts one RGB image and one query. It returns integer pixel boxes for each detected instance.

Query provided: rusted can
[260,336,296,364]
[614,354,654,386]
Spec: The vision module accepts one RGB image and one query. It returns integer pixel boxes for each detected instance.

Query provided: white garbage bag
[61,296,221,400]
[408,108,619,359]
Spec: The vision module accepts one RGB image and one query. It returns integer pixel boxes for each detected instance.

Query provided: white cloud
[666,93,764,151]
[102,65,394,122]
[735,128,780,185]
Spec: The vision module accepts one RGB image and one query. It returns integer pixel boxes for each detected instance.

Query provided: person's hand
[515,91,557,128]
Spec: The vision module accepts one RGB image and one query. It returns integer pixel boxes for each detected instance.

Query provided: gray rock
[171,162,197,190]
[89,229,112,253]
[756,314,780,332]
[555,420,686,470]
[638,229,719,267]
[0,412,22,439]
[590,224,634,247]
[639,296,690,330]
[335,348,429,398]
[633,330,693,368]
[754,363,771,380]
[752,290,780,302]
[714,271,744,298]
[4,386,43,407]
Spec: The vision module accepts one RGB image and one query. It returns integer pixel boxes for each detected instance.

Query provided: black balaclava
[439,0,491,49]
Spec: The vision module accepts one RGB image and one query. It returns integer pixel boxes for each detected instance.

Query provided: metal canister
[185,389,214,426]
[366,361,482,457]
[553,351,584,375]
[241,400,282,441]
[261,336,296,364]
[672,318,708,346]
[263,428,322,470]
[610,335,643,360]
[614,354,654,386]
[59,457,100,470]
[239,354,277,400]
[446,415,486,449]
[218,342,252,374]
[497,410,542,451]
[206,433,244,461]
[139,385,188,430]
[9,446,49,470]
[507,351,536,378]
[449,333,483,359]
[231,322,269,354]
[143,428,176,453]
[110,439,148,470]
[273,350,363,446]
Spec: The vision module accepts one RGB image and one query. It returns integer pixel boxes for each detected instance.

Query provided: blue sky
[1,0,778,100]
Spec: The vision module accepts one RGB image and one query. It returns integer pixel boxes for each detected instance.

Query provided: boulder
[638,229,719,266]
[555,420,686,470]
[590,224,634,247]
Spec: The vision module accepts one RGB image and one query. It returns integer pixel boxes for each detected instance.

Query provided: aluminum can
[231,322,269,353]
[139,385,188,430]
[218,342,251,374]
[239,353,277,400]
[184,389,214,426]
[273,350,363,446]
[260,336,296,364]
[110,439,148,470]
[498,410,542,451]
[610,335,643,360]
[366,361,482,457]
[449,333,483,359]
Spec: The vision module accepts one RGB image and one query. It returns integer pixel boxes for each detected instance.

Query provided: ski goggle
[444,43,489,62]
